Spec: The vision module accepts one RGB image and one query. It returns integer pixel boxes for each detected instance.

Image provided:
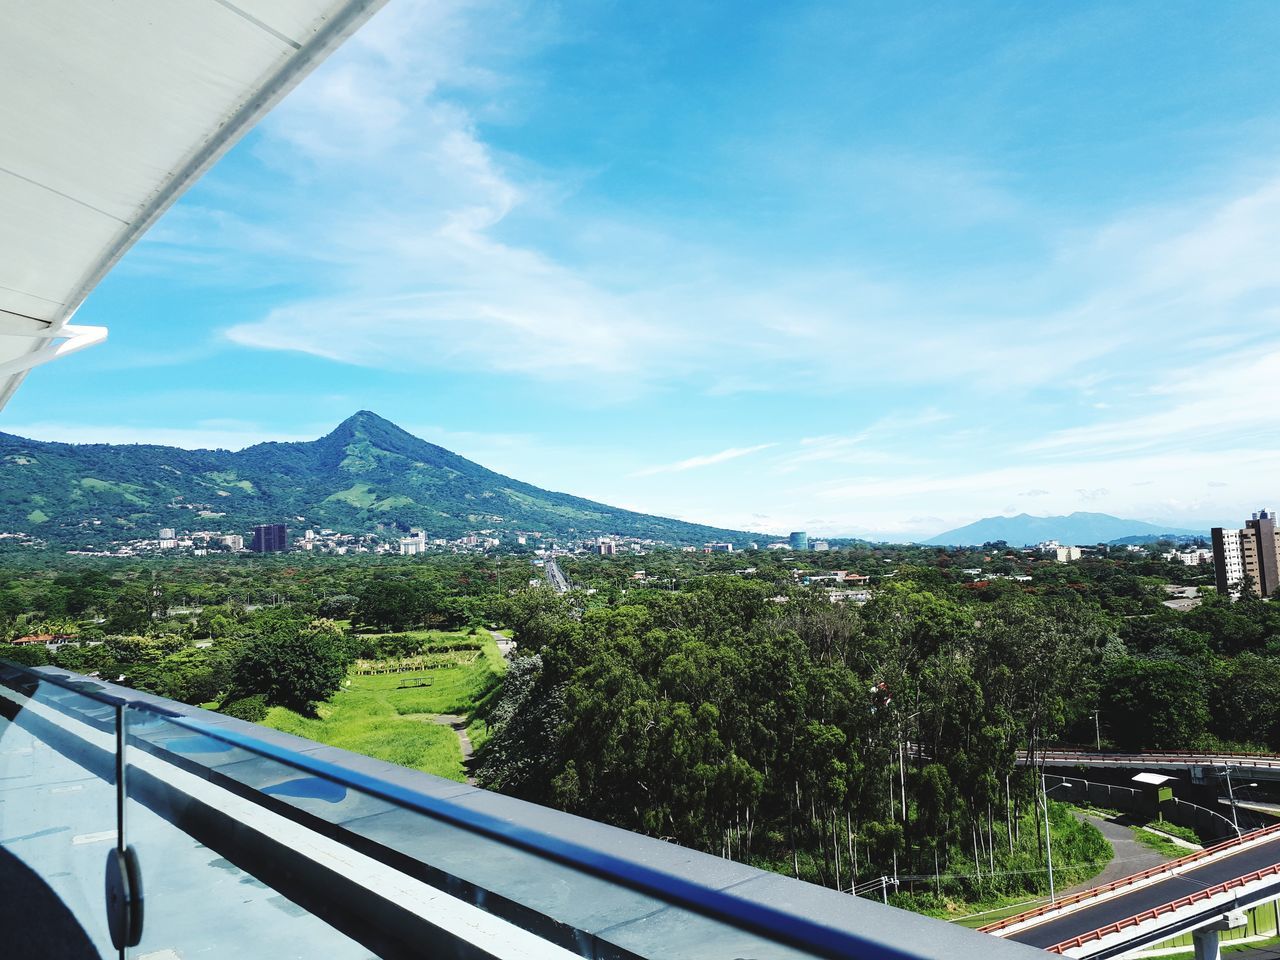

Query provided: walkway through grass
[261,629,506,782]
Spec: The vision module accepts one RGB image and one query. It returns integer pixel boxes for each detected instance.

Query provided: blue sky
[6,0,1280,540]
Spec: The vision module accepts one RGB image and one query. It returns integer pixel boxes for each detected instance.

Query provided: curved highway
[998,829,1280,949]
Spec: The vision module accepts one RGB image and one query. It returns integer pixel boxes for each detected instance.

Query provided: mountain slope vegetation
[0,411,757,546]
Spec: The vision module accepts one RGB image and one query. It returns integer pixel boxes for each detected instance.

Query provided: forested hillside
[0,411,757,545]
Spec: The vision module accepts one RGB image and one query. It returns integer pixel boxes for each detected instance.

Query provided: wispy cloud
[71,2,1280,540]
[632,444,777,477]
[1026,345,1280,457]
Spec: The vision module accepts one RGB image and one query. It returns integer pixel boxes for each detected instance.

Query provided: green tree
[1104,656,1209,750]
[229,614,353,713]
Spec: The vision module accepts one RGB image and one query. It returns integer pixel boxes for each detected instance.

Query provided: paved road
[1008,833,1280,949]
[544,559,569,594]
[1061,815,1173,896]
[1230,947,1280,959]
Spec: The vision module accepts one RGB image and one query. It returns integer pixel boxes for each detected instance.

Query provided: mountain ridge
[0,411,762,546]
[922,511,1205,547]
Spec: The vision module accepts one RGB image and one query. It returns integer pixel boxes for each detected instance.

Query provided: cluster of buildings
[757,532,833,552]
[1035,540,1086,563]
[65,523,379,558]
[677,542,757,554]
[58,523,686,560]
[1212,509,1280,598]
[1162,547,1214,567]
[398,531,504,555]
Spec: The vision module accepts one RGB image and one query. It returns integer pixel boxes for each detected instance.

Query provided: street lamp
[1222,766,1241,836]
[1042,775,1074,904]
[1224,769,1260,836]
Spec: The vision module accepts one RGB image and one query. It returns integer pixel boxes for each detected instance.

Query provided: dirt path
[1062,813,1175,895]
[486,628,517,658]
[424,714,476,785]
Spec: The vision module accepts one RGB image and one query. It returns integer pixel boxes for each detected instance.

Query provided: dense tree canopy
[1,545,1275,908]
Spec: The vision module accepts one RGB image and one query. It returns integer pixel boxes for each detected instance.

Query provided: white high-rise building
[1213,510,1280,597]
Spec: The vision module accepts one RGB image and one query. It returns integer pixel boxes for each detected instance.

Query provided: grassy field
[915,804,1112,924]
[1131,827,1193,858]
[260,629,506,781]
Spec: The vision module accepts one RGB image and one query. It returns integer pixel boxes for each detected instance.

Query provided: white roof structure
[0,0,388,411]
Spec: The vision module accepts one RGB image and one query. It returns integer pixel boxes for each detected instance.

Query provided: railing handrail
[0,662,936,960]
[979,822,1280,934]
[1046,862,1280,953]
[1022,747,1280,767]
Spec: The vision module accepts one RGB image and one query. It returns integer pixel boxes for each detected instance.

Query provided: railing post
[105,704,143,953]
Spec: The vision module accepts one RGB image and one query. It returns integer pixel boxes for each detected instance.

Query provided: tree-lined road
[544,559,569,594]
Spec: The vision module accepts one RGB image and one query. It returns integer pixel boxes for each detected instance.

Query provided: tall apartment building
[250,523,288,553]
[1212,509,1280,597]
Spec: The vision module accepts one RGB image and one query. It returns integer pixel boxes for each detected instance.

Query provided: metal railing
[979,822,1280,935]
[0,662,1040,960]
[1024,748,1280,769]
[1046,862,1280,954]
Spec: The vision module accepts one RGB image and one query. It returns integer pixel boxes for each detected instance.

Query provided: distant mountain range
[922,512,1205,547]
[0,411,758,547]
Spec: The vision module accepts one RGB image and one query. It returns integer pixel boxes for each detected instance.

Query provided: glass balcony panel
[0,671,120,959]
[121,705,817,959]
[123,708,378,960]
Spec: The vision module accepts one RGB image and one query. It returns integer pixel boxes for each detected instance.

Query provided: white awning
[0,0,388,411]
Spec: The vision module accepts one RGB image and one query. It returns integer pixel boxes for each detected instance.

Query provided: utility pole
[1092,710,1101,751]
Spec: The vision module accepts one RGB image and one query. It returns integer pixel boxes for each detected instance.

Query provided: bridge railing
[1046,862,1280,954]
[979,822,1280,935]
[1026,748,1280,768]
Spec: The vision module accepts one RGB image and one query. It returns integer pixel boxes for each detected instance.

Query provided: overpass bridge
[981,823,1280,958]
[1022,748,1280,783]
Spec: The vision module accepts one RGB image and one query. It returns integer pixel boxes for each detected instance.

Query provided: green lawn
[948,896,1051,929]
[260,629,506,781]
[1131,826,1194,858]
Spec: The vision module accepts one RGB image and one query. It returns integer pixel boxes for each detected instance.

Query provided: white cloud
[632,444,777,477]
[1027,345,1280,457]
[163,0,1280,402]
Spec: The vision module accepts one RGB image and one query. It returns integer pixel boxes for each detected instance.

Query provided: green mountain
[922,511,1204,547]
[0,411,760,547]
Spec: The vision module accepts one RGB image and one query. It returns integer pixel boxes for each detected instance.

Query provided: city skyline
[3,1,1280,539]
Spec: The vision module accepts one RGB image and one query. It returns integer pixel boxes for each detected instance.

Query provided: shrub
[222,694,268,722]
